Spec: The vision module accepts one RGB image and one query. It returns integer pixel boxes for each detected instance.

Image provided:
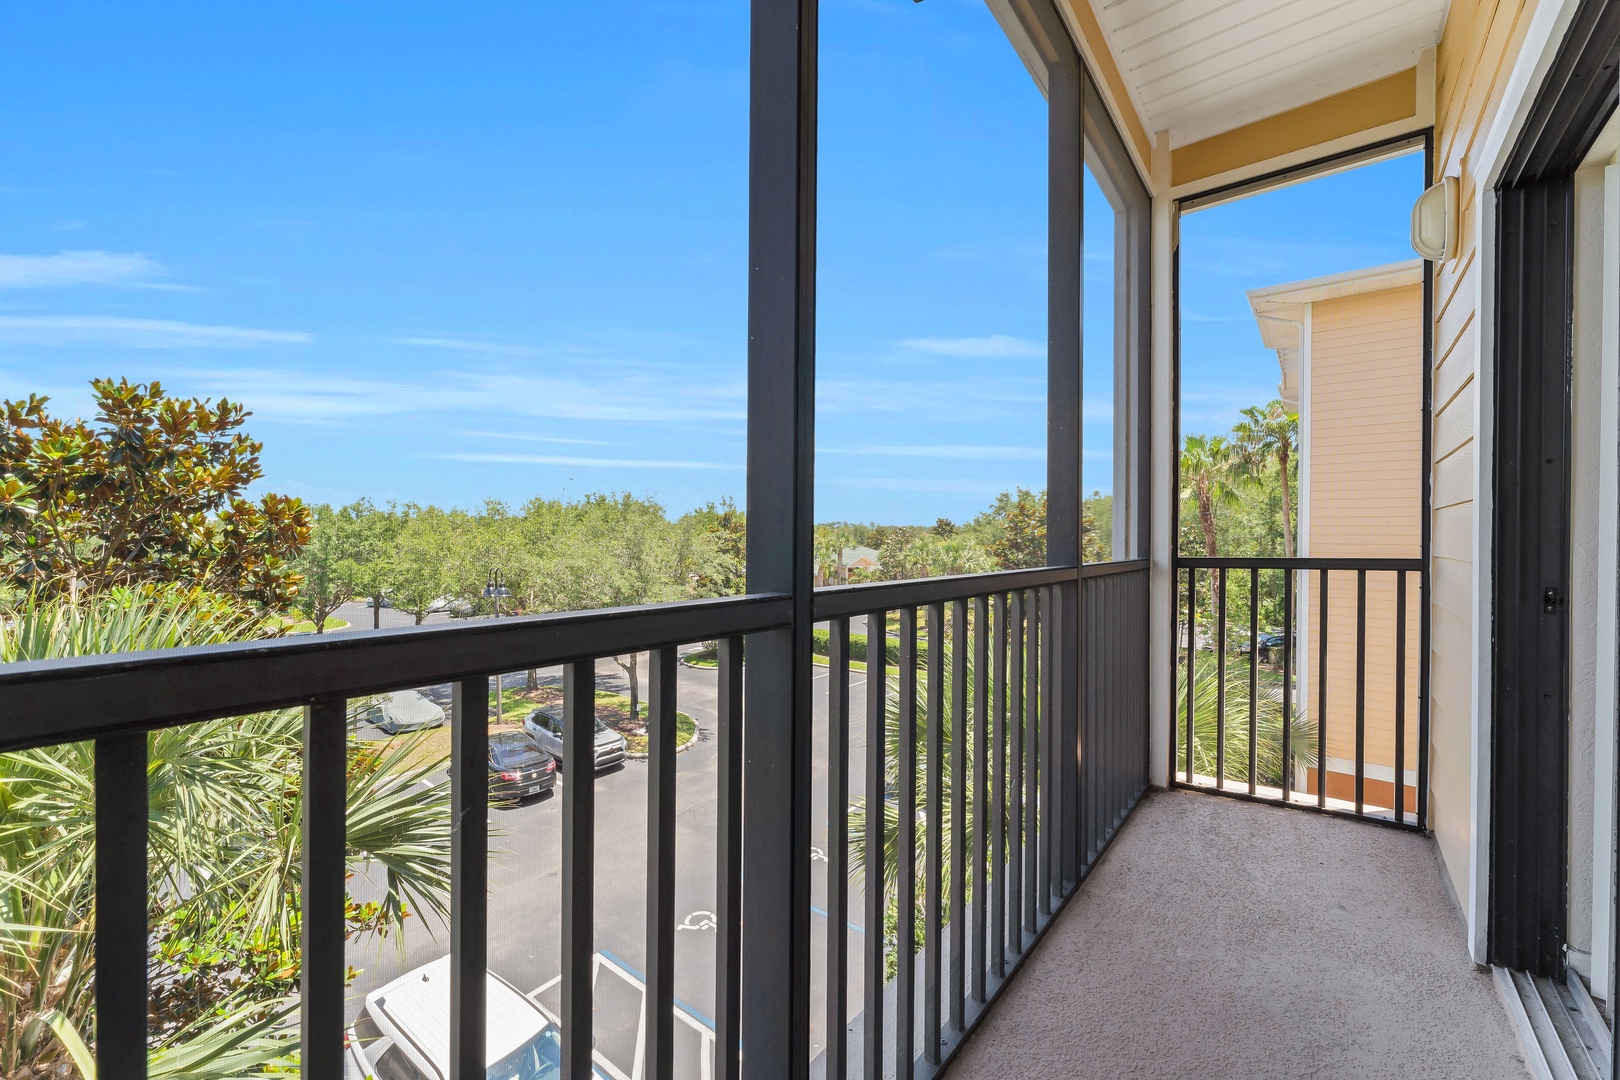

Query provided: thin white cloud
[900,334,1043,360]
[819,444,1041,460]
[433,452,739,470]
[390,336,540,357]
[0,315,309,348]
[460,431,618,448]
[0,250,165,289]
[818,376,1044,415]
[155,365,746,426]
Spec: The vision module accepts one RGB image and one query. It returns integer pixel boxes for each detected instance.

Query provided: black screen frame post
[1486,0,1620,980]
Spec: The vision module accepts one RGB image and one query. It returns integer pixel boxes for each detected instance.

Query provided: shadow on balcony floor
[949,789,1528,1079]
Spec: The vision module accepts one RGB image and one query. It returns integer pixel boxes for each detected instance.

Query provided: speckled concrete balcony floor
[947,789,1529,1079]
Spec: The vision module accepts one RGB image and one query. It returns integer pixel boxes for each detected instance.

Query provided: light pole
[484,569,511,720]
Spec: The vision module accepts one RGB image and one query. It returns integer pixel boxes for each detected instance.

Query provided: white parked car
[346,956,599,1080]
[523,708,627,771]
[357,690,446,736]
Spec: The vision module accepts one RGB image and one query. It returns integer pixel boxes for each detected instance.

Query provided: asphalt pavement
[341,633,876,1076]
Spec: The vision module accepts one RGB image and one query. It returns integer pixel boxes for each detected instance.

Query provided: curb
[625,714,701,761]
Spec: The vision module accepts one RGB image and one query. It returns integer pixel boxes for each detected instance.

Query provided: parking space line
[810,903,865,936]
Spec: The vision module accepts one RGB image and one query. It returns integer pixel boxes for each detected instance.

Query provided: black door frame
[1487,0,1619,977]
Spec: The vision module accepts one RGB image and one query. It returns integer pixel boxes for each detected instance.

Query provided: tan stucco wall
[1428,0,1541,909]
[1302,286,1426,810]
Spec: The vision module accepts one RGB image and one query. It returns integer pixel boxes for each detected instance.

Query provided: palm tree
[1179,434,1246,625]
[1178,434,1245,560]
[1176,654,1316,789]
[0,584,453,1078]
[847,630,1032,978]
[1231,400,1300,557]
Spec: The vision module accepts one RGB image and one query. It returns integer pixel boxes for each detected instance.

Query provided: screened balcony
[3,0,1618,1078]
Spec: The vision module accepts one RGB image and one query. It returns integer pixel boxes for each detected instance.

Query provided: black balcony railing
[808,560,1148,1078]
[0,591,790,1080]
[1173,557,1428,828]
[0,562,1152,1080]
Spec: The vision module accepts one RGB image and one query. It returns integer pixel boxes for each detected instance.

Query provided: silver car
[522,708,627,771]
[358,690,445,735]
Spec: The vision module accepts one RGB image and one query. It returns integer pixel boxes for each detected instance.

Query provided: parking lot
[340,620,877,1076]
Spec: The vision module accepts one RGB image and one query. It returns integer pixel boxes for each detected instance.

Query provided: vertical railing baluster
[827,620,851,1080]
[971,595,989,1004]
[1008,589,1025,955]
[1055,580,1073,895]
[646,648,678,1080]
[1418,571,1431,830]
[451,680,489,1080]
[1090,576,1101,862]
[1038,586,1054,917]
[716,637,743,1080]
[95,731,149,1080]
[924,602,944,1065]
[302,698,347,1080]
[897,607,918,1077]
[1317,568,1329,809]
[562,660,597,1080]
[1248,567,1259,796]
[1216,567,1227,789]
[863,611,888,1080]
[1355,570,1367,816]
[1282,571,1294,802]
[1396,571,1408,824]
[990,593,1007,980]
[949,599,967,1033]
[1023,590,1038,936]
[1185,569,1197,784]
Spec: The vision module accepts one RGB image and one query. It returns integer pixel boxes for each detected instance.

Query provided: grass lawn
[378,684,699,773]
[489,684,696,756]
[283,617,350,634]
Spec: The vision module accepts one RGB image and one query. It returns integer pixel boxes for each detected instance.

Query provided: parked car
[345,955,594,1080]
[1234,630,1292,657]
[522,708,628,771]
[358,690,446,735]
[488,730,555,804]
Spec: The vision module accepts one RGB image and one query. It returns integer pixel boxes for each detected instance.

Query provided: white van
[346,957,584,1080]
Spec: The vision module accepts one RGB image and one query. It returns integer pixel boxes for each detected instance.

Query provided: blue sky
[1178,152,1425,438]
[0,1,1416,526]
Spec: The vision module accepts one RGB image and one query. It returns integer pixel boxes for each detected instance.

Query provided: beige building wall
[1427,0,1541,910]
[1302,286,1425,812]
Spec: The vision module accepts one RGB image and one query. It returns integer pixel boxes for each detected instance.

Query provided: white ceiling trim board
[1085,0,1447,149]
[1112,0,1307,56]
[1134,0,1425,98]
[1127,0,1403,86]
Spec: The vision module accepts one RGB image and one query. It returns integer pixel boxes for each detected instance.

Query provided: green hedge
[811,627,926,668]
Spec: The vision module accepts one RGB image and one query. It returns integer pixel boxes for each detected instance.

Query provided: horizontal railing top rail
[0,563,1155,754]
[1175,556,1425,571]
[0,592,789,753]
[812,565,1078,619]
[811,560,1145,620]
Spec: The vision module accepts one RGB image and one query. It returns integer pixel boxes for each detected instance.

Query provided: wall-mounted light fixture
[1410,175,1458,262]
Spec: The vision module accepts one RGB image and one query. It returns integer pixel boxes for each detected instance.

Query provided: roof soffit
[1086,0,1447,147]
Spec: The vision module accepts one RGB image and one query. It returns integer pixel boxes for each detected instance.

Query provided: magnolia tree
[0,379,311,608]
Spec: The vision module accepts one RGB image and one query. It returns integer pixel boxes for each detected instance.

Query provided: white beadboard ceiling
[1086,0,1449,147]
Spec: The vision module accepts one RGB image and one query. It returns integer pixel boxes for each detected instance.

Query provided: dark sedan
[488,730,556,804]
